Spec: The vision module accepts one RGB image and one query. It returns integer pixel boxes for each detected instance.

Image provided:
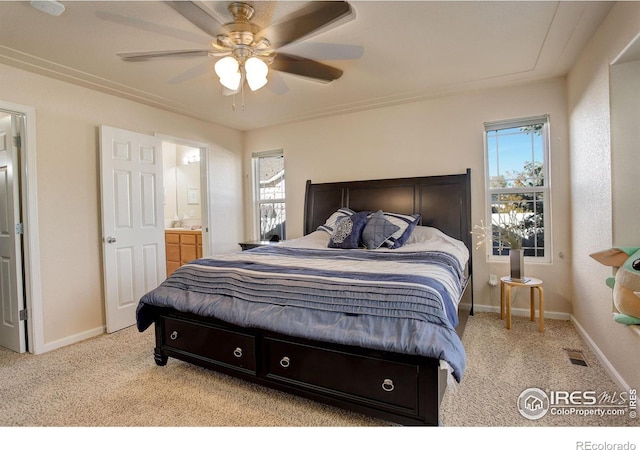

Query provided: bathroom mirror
[162,142,201,229]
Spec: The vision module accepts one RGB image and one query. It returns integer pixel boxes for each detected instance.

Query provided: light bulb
[214,56,239,78]
[245,57,268,78]
[245,57,268,91]
[214,56,241,90]
[219,72,241,91]
[247,75,268,91]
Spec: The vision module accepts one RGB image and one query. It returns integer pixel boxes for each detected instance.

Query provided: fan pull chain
[230,82,247,112]
[241,79,245,111]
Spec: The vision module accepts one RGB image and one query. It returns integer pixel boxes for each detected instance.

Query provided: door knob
[106,236,116,244]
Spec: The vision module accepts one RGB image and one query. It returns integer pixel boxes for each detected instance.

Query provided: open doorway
[0,101,42,354]
[99,127,211,333]
[159,136,210,276]
[0,110,26,353]
[162,142,202,231]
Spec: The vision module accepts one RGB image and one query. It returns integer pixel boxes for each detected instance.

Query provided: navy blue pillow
[317,208,355,234]
[328,211,369,249]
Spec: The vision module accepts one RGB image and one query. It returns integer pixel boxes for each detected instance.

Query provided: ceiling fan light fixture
[246,75,268,91]
[215,56,241,90]
[245,57,268,91]
[219,72,242,91]
[245,57,268,78]
[215,56,239,79]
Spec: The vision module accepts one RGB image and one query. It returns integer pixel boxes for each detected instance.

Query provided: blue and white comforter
[137,230,468,381]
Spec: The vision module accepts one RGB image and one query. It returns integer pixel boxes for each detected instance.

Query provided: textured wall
[567,2,640,390]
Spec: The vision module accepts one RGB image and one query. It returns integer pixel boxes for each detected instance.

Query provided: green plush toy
[590,247,640,325]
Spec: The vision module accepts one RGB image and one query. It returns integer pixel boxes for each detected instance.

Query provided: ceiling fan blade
[95,11,207,45]
[168,60,213,84]
[280,42,364,61]
[257,1,354,49]
[117,49,217,62]
[166,1,224,38]
[270,53,343,82]
[267,71,290,96]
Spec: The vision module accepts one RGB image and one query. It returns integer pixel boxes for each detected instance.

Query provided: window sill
[486,256,552,264]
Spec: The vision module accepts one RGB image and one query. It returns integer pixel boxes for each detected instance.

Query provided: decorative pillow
[382,212,421,249]
[362,210,400,250]
[328,211,369,249]
[317,208,355,234]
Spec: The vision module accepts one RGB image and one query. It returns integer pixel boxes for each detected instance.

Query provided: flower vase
[509,248,525,281]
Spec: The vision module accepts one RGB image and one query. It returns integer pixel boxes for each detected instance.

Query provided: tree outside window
[253,151,286,240]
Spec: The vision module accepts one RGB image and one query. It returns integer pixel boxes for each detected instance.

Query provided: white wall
[567,2,640,390]
[244,77,572,317]
[0,62,243,349]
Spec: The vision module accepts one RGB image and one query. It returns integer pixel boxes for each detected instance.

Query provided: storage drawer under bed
[161,317,257,374]
[264,337,419,411]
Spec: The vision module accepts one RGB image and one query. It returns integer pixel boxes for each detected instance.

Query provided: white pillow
[406,225,440,244]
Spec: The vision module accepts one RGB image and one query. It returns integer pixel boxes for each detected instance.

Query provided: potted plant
[472,209,528,281]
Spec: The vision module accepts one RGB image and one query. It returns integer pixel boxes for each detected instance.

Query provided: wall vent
[565,348,588,367]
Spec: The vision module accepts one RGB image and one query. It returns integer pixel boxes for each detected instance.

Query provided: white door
[99,125,166,333]
[0,113,25,352]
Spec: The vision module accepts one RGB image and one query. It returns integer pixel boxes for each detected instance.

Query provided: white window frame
[252,149,286,240]
[483,115,551,262]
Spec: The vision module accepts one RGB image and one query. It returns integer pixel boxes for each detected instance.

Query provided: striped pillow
[381,212,421,249]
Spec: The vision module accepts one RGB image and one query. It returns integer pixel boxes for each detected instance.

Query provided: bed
[136,170,473,426]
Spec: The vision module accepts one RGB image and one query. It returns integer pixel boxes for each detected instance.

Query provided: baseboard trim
[39,326,105,354]
[569,315,630,392]
[473,304,571,321]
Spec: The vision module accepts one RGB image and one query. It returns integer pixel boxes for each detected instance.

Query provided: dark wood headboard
[303,169,472,271]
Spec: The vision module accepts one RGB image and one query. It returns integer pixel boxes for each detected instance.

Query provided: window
[484,115,550,259]
[253,150,286,240]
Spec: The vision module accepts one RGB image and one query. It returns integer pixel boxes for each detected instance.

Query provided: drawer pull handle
[279,356,291,368]
[170,331,178,341]
[233,347,243,358]
[381,378,395,392]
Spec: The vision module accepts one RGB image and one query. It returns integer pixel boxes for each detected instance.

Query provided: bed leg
[154,348,168,366]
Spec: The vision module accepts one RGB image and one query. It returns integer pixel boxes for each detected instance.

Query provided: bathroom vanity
[165,229,202,276]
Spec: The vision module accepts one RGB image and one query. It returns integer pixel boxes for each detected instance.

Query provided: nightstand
[500,276,544,332]
[238,240,278,251]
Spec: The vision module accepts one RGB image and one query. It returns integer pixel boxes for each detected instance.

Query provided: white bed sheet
[279,226,469,270]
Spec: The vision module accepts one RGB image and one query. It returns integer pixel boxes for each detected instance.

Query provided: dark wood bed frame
[149,170,473,426]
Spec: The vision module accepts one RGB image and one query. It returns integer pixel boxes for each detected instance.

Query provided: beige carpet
[440,313,637,427]
[0,312,636,428]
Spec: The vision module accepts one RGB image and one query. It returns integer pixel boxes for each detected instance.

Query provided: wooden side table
[500,276,544,332]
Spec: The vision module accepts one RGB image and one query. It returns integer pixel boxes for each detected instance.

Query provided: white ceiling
[0,1,614,131]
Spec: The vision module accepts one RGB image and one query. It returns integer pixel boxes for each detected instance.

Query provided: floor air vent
[565,349,588,367]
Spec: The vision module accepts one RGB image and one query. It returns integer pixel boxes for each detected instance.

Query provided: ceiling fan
[116,1,355,94]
